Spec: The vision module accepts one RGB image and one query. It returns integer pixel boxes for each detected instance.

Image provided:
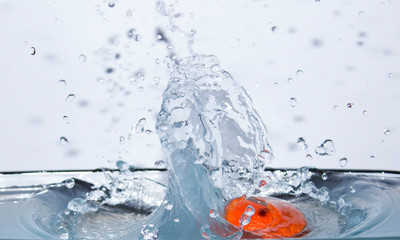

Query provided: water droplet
[65,94,76,103]
[370,155,375,160]
[244,205,255,216]
[363,110,368,115]
[30,47,36,55]
[333,105,339,110]
[339,157,348,167]
[67,198,87,213]
[257,149,273,164]
[210,64,221,73]
[296,70,304,76]
[388,72,393,78]
[60,136,69,145]
[65,178,75,188]
[350,186,356,193]
[322,172,328,180]
[287,78,293,83]
[63,116,70,124]
[79,54,87,62]
[259,180,267,187]
[306,154,313,160]
[163,201,173,210]
[155,160,166,167]
[59,79,66,85]
[255,82,259,88]
[209,209,218,218]
[384,129,391,136]
[145,129,153,135]
[297,137,308,150]
[108,0,115,8]
[273,82,278,86]
[126,8,134,18]
[153,77,161,86]
[138,86,144,92]
[138,118,147,126]
[347,102,354,108]
[167,4,175,12]
[358,11,365,16]
[155,58,161,64]
[173,217,179,223]
[271,26,278,33]
[116,160,130,171]
[290,97,297,107]
[315,139,335,156]
[160,125,168,131]
[95,4,101,11]
[315,0,320,2]
[127,28,139,41]
[140,224,159,239]
[119,136,125,145]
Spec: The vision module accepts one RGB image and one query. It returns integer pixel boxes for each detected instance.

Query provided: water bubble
[347,102,354,108]
[63,116,70,124]
[384,129,391,136]
[30,47,36,55]
[297,137,308,150]
[296,70,304,76]
[306,154,313,160]
[155,160,166,167]
[173,217,179,223]
[140,224,159,240]
[339,157,348,167]
[163,201,173,210]
[322,172,328,180]
[290,97,297,107]
[119,136,125,145]
[65,178,75,188]
[116,160,130,171]
[59,79,66,85]
[60,136,69,145]
[209,209,218,218]
[126,8,134,18]
[79,54,87,62]
[315,139,335,156]
[271,26,278,33]
[65,94,76,103]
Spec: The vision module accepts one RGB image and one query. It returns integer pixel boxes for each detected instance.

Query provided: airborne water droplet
[65,94,76,103]
[306,154,313,160]
[63,116,70,124]
[290,97,297,107]
[140,224,159,240]
[370,155,375,160]
[384,129,391,136]
[315,139,335,156]
[322,172,328,180]
[297,137,308,150]
[59,79,66,85]
[119,136,125,145]
[339,157,348,167]
[347,102,354,108]
[209,209,218,218]
[287,78,293,83]
[271,26,278,33]
[30,47,36,55]
[163,201,173,210]
[126,8,134,18]
[60,136,69,145]
[138,118,147,126]
[79,54,87,62]
[296,70,304,76]
[173,217,179,223]
[108,0,115,8]
[155,160,166,167]
[388,72,393,78]
[363,110,368,115]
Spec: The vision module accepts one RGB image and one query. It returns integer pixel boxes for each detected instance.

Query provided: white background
[0,0,399,171]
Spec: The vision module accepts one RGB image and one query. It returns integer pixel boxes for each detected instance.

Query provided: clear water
[1,54,400,239]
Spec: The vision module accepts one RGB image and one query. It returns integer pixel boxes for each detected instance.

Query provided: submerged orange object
[224,195,307,239]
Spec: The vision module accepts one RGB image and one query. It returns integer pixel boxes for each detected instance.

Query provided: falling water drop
[370,155,375,160]
[173,217,179,223]
[163,201,173,210]
[140,224,158,240]
[363,110,368,115]
[138,118,147,126]
[59,79,66,85]
[339,157,348,167]
[358,11,365,16]
[306,154,313,160]
[290,97,297,107]
[154,160,166,167]
[79,54,87,62]
[119,136,125,145]
[108,1,115,8]
[116,160,130,171]
[65,94,76,103]
[322,172,328,180]
[287,78,293,83]
[347,102,354,108]
[30,47,36,55]
[63,116,70,124]
[271,26,278,33]
[350,186,357,193]
[383,129,391,136]
[296,70,304,76]
[60,136,69,145]
[388,72,393,78]
[297,137,308,150]
[315,139,335,156]
[126,8,134,18]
